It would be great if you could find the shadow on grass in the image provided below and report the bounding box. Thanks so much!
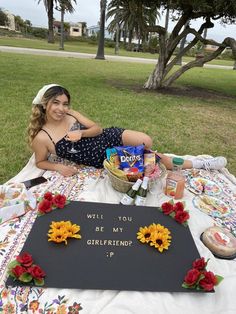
[107,80,236,101]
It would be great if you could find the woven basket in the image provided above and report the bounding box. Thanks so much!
[104,160,167,193]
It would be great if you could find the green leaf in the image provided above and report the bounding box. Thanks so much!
[19,273,33,283]
[34,278,45,286]
[8,260,20,270]
[182,282,195,289]
[169,199,174,205]
[215,275,224,285]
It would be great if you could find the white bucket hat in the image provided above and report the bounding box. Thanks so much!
[32,84,59,105]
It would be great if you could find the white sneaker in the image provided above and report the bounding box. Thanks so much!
[192,156,227,171]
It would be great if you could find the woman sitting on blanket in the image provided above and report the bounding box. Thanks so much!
[28,84,227,177]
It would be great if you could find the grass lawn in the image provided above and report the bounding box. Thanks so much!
[0,36,235,67]
[0,51,235,183]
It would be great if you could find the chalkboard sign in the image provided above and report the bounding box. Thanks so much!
[6,201,201,292]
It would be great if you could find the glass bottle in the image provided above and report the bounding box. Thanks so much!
[120,179,142,205]
[165,157,185,199]
[135,177,149,206]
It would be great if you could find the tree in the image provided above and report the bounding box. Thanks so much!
[55,0,77,50]
[95,0,107,60]
[38,0,56,43]
[107,0,160,50]
[144,0,236,89]
[0,9,8,27]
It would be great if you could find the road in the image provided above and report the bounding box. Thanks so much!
[0,45,234,69]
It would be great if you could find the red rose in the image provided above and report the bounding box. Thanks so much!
[38,199,53,214]
[184,268,201,286]
[161,202,174,215]
[192,257,207,271]
[12,265,27,278]
[174,210,190,224]
[53,194,66,209]
[199,271,218,291]
[173,202,184,212]
[43,192,53,202]
[16,252,33,267]
[29,265,46,280]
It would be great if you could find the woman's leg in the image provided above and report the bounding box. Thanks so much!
[121,130,226,170]
[154,153,193,170]
[122,130,153,150]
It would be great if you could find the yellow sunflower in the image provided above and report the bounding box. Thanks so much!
[48,229,69,245]
[48,221,82,244]
[137,226,152,243]
[148,223,170,236]
[149,231,171,253]
[49,221,69,232]
[65,224,82,239]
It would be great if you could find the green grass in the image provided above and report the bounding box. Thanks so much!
[0,51,235,183]
[0,36,235,66]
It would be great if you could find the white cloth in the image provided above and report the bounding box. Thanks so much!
[32,83,59,105]
[3,154,236,314]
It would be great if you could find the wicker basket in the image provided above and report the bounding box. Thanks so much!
[104,160,167,193]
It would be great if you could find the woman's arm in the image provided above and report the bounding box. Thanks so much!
[32,134,77,177]
[69,109,103,138]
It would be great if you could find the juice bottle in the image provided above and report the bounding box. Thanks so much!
[165,157,185,199]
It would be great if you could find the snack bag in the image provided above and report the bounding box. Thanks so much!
[106,147,120,168]
[144,152,156,167]
[115,145,144,173]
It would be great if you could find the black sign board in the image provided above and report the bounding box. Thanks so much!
[6,201,202,292]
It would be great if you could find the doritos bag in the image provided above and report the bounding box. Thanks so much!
[115,145,144,172]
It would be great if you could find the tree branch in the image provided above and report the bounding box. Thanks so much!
[162,37,236,87]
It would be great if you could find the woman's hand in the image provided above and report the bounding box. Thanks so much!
[65,130,82,142]
[56,164,78,177]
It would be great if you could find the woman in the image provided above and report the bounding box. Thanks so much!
[28,84,227,177]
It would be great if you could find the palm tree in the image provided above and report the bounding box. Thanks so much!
[95,0,107,60]
[107,0,159,51]
[56,0,77,50]
[38,0,56,43]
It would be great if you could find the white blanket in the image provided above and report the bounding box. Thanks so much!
[1,154,236,314]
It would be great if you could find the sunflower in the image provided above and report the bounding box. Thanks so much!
[137,223,171,253]
[137,226,152,243]
[49,221,69,232]
[66,224,82,239]
[48,221,82,244]
[48,228,69,245]
[148,223,170,236]
[149,231,171,253]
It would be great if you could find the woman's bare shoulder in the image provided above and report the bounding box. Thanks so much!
[33,130,50,145]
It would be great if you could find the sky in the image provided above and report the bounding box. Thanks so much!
[1,0,236,42]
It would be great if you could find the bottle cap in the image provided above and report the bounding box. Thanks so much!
[172,157,184,166]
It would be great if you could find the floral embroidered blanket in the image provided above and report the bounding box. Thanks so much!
[0,155,236,314]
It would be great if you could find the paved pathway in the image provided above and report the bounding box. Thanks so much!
[0,45,234,69]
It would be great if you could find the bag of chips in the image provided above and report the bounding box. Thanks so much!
[115,145,144,173]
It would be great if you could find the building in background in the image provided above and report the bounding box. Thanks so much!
[53,21,86,37]
[0,9,15,30]
[87,25,113,39]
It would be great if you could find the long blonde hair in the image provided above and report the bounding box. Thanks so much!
[27,86,71,146]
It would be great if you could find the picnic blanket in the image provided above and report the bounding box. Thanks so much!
[1,154,236,314]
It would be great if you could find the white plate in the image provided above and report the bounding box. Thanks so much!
[189,177,222,196]
[193,195,232,218]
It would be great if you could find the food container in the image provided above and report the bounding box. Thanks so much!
[200,226,236,259]
[0,182,36,225]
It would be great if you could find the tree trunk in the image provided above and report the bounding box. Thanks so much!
[233,60,236,70]
[144,33,166,89]
[47,1,54,44]
[59,8,65,50]
[165,7,169,31]
[95,0,107,60]
[115,16,119,55]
